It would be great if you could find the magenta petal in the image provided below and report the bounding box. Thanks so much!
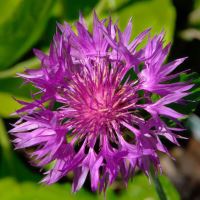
[10,13,193,193]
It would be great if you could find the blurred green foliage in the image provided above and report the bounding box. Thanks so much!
[1,0,200,199]
[0,0,54,69]
[0,175,179,200]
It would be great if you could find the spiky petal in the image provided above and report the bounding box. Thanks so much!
[10,13,193,192]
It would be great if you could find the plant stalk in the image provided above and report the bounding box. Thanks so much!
[151,168,167,200]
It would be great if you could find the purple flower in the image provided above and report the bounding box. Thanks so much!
[10,13,193,192]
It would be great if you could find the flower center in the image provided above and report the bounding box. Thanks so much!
[66,65,137,134]
[81,88,116,127]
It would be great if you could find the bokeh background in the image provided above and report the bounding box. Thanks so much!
[0,0,200,199]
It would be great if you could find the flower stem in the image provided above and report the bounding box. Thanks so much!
[150,168,167,200]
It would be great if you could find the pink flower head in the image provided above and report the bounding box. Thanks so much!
[11,13,193,192]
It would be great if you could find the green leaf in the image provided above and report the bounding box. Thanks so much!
[94,0,176,43]
[60,0,99,21]
[0,0,21,25]
[0,92,30,118]
[0,0,54,70]
[0,53,43,118]
[0,177,114,200]
[120,174,180,200]
[0,57,40,79]
[0,58,41,118]
[0,77,35,98]
[0,174,179,200]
